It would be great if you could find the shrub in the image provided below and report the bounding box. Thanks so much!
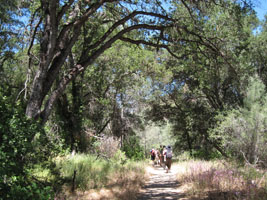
[211,76,267,166]
[0,94,54,199]
[122,135,145,160]
[7,178,53,200]
[97,136,120,158]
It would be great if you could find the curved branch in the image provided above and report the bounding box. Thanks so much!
[57,0,117,44]
[28,7,42,58]
[119,36,185,60]
[81,10,175,59]
[81,23,171,66]
[57,0,75,22]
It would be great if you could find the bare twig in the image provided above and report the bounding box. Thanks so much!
[16,68,31,101]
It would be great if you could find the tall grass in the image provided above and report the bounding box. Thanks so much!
[177,160,267,199]
[57,154,112,190]
[54,152,147,199]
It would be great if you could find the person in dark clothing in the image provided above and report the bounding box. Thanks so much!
[150,149,155,161]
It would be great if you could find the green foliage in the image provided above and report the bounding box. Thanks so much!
[0,96,37,173]
[249,17,267,85]
[56,152,145,191]
[81,41,157,135]
[0,92,54,199]
[122,135,144,160]
[4,177,53,200]
[110,149,127,165]
[191,149,223,160]
[0,2,266,198]
[0,0,25,73]
[211,76,267,165]
[145,1,260,161]
[57,154,111,190]
[138,123,174,155]
[240,165,265,182]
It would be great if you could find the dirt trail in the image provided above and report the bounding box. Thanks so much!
[137,164,186,200]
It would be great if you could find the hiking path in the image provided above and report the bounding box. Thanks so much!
[137,163,186,200]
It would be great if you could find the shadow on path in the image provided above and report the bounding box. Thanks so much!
[137,165,185,200]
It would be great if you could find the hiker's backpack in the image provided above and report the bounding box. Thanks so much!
[166,149,172,158]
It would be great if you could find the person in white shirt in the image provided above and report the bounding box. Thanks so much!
[164,145,172,173]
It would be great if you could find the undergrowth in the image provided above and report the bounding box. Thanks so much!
[53,151,147,199]
[177,159,267,200]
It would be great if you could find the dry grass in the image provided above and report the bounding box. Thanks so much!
[176,160,267,200]
[56,160,148,200]
[54,157,267,200]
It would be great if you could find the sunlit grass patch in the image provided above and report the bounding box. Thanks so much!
[177,160,267,199]
[56,154,112,190]
[31,166,52,181]
[54,153,148,199]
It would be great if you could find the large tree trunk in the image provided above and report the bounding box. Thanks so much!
[25,70,46,119]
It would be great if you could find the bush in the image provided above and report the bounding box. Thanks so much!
[97,136,120,158]
[0,94,54,199]
[210,76,267,166]
[122,135,145,160]
[191,149,223,160]
[5,177,53,200]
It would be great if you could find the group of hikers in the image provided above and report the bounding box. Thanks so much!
[150,145,172,173]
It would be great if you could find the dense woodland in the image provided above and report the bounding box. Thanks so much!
[0,0,267,199]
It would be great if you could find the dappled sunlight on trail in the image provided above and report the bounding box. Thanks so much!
[137,164,186,200]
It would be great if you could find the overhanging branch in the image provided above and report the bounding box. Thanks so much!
[119,36,185,60]
[82,10,175,58]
